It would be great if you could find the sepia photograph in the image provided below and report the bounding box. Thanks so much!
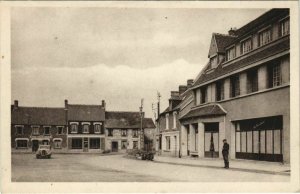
[0,1,299,193]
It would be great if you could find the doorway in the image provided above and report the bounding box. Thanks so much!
[32,140,39,152]
[204,123,219,158]
[83,138,89,152]
[111,141,118,152]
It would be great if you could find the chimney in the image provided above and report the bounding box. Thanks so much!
[101,100,106,109]
[179,85,188,95]
[64,99,68,109]
[228,27,237,36]
[13,100,18,110]
[187,79,194,88]
[170,91,179,99]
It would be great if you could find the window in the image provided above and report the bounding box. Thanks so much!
[108,129,113,136]
[230,75,240,97]
[32,126,40,135]
[121,140,127,149]
[94,124,101,133]
[166,136,171,150]
[259,29,272,46]
[44,126,50,135]
[216,80,224,101]
[247,69,258,93]
[280,18,289,37]
[15,126,23,135]
[133,141,138,149]
[166,114,169,129]
[241,38,252,54]
[132,129,138,137]
[89,138,100,149]
[71,138,82,149]
[226,46,235,61]
[173,112,177,129]
[71,124,78,133]
[83,124,89,133]
[57,126,64,135]
[268,63,282,88]
[121,129,127,137]
[16,140,28,148]
[200,86,207,104]
[54,140,62,149]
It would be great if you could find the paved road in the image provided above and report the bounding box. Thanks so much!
[12,153,289,182]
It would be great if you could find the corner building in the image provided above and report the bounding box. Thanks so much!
[180,9,290,163]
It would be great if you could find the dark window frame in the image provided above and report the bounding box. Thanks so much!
[247,68,259,93]
[230,75,240,98]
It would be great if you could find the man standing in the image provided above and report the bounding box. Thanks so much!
[222,139,230,169]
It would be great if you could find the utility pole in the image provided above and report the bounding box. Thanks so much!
[140,98,144,150]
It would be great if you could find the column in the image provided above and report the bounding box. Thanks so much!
[258,65,268,90]
[180,125,187,156]
[189,124,195,152]
[239,72,247,95]
[219,121,226,158]
[198,122,205,158]
[224,78,231,99]
[230,122,236,159]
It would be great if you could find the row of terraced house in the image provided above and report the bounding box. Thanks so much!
[156,9,290,163]
[11,99,155,153]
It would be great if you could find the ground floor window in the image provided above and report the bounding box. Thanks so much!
[54,140,62,149]
[16,140,28,148]
[89,138,100,149]
[72,138,82,149]
[133,141,138,149]
[166,136,171,150]
[235,116,283,162]
[121,140,127,149]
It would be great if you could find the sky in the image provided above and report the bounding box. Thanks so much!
[11,7,267,118]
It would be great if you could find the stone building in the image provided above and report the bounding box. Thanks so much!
[180,8,290,163]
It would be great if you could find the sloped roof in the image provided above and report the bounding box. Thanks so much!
[11,106,66,125]
[68,104,105,121]
[105,111,155,129]
[194,37,289,86]
[180,104,226,120]
[214,33,237,53]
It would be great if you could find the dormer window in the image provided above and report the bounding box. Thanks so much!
[210,56,218,68]
[259,28,272,47]
[226,46,235,61]
[241,38,252,54]
[280,18,289,37]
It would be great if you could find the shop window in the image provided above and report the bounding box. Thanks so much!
[259,28,272,46]
[71,138,82,149]
[57,126,64,135]
[71,124,78,133]
[230,75,240,97]
[247,69,258,93]
[166,136,171,150]
[54,140,62,149]
[216,80,224,101]
[253,131,259,153]
[32,126,40,135]
[121,129,127,137]
[89,138,100,149]
[133,141,138,149]
[121,140,127,149]
[16,140,28,148]
[16,126,23,135]
[226,46,235,61]
[268,63,282,88]
[94,124,101,133]
[280,18,289,37]
[241,38,252,54]
[83,124,89,133]
[274,130,281,154]
[44,126,50,135]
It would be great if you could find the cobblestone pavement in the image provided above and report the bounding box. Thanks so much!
[12,153,290,182]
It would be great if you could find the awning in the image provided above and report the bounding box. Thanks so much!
[180,104,226,120]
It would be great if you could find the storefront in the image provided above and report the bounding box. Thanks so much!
[234,116,283,162]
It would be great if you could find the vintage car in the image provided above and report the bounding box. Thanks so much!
[36,145,52,159]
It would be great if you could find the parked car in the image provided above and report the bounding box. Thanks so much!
[36,145,52,159]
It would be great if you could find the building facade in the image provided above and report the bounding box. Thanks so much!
[179,9,290,163]
[11,100,155,153]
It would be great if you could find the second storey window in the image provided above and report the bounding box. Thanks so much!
[121,129,127,137]
[83,124,89,133]
[280,18,289,37]
[71,124,78,133]
[241,38,252,54]
[108,129,113,136]
[32,126,40,135]
[268,63,282,88]
[230,75,240,98]
[57,126,64,135]
[16,126,24,135]
[166,114,169,129]
[44,126,50,135]
[94,124,101,133]
[200,86,207,104]
[259,28,272,46]
[226,46,235,61]
[173,112,177,129]
[132,129,138,137]
[216,80,224,101]
[247,69,259,93]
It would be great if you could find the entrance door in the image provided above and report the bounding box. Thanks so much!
[112,141,118,152]
[204,123,219,158]
[83,138,89,152]
[32,140,39,152]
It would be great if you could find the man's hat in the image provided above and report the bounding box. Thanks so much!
[223,139,227,142]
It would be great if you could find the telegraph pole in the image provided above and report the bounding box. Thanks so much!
[140,98,144,150]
